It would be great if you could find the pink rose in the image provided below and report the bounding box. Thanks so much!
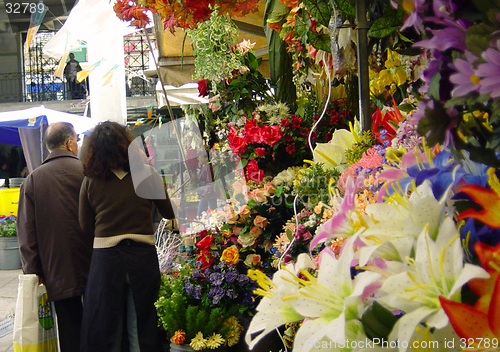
[238,205,251,221]
[250,188,268,203]
[232,226,243,236]
[225,207,239,224]
[249,226,263,238]
[264,182,276,194]
[254,215,268,228]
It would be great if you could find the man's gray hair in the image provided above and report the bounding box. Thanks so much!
[45,122,75,151]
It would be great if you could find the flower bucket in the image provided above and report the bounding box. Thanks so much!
[0,237,21,270]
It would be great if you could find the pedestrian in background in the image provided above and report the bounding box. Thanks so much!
[79,121,175,352]
[17,122,93,352]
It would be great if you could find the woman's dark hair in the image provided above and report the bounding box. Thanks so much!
[81,121,133,180]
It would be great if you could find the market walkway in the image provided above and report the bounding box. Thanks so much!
[0,269,20,352]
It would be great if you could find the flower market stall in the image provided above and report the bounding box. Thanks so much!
[114,0,500,351]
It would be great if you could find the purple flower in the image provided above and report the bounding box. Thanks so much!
[237,274,249,286]
[208,286,225,304]
[225,271,238,283]
[477,40,500,98]
[209,272,225,286]
[185,281,193,294]
[226,289,237,299]
[416,21,467,52]
[400,0,427,34]
[450,51,480,97]
[191,269,200,279]
[192,285,202,300]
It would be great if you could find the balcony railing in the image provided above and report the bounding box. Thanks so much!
[0,71,157,104]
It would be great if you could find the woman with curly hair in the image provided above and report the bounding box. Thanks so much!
[79,121,175,352]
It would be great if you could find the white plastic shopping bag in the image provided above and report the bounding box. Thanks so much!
[12,274,57,352]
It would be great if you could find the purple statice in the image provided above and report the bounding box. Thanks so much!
[237,274,250,286]
[450,51,480,97]
[477,39,500,98]
[192,285,202,300]
[209,272,225,286]
[225,271,238,283]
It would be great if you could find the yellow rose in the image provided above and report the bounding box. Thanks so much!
[221,246,239,265]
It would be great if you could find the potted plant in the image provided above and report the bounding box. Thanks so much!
[0,214,21,270]
[156,262,247,352]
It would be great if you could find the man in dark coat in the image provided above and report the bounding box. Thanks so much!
[17,122,93,352]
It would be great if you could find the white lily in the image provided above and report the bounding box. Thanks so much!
[245,254,314,350]
[285,236,381,352]
[358,180,450,266]
[378,217,489,352]
[313,129,355,172]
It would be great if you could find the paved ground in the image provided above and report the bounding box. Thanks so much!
[0,269,20,352]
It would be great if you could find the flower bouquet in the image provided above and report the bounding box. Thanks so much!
[155,262,246,351]
[0,215,16,237]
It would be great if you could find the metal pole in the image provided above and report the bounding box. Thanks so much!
[356,0,371,132]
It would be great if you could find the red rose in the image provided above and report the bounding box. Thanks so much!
[197,249,214,270]
[285,135,294,143]
[197,79,208,97]
[244,125,263,144]
[280,118,290,127]
[195,235,213,251]
[228,127,248,155]
[255,147,266,157]
[286,145,296,155]
[291,117,302,128]
[300,128,310,136]
[245,159,264,183]
[261,125,282,147]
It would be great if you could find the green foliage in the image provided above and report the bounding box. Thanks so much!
[294,163,340,206]
[264,0,296,109]
[187,8,241,81]
[0,216,16,237]
[333,0,356,18]
[345,131,378,165]
[368,5,404,38]
[361,301,401,341]
[301,0,332,27]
